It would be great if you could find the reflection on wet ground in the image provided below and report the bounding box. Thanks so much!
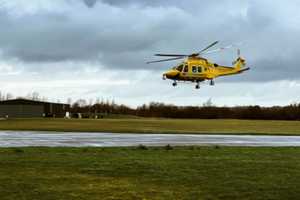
[1,131,300,147]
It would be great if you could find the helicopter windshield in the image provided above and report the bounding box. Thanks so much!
[175,64,183,72]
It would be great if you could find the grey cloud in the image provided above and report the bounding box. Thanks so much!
[100,0,177,7]
[83,0,98,8]
[100,0,217,10]
[0,0,299,82]
[0,2,187,65]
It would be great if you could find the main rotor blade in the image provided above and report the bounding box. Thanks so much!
[155,54,188,57]
[146,56,184,64]
[201,42,243,55]
[197,41,219,55]
[202,44,234,54]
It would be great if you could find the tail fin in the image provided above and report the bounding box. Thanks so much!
[233,49,246,70]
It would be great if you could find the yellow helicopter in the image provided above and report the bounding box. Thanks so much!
[147,41,249,89]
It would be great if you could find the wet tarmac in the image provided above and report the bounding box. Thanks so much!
[1,131,300,147]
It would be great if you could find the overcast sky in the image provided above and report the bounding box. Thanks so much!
[0,0,299,107]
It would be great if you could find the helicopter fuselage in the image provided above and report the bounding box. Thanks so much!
[163,56,249,88]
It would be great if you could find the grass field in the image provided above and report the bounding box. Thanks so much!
[0,147,299,200]
[1,118,300,135]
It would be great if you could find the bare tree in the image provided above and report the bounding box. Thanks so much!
[5,93,13,100]
[202,98,214,107]
[76,99,87,107]
[67,98,72,105]
[33,92,40,100]
[26,92,40,101]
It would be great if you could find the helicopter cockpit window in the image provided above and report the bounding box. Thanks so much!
[184,65,188,72]
[192,66,197,73]
[176,64,183,72]
[198,66,202,73]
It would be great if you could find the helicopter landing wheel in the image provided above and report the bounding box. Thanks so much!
[172,82,177,87]
[195,82,200,89]
[210,79,215,86]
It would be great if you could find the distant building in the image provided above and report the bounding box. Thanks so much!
[0,98,70,118]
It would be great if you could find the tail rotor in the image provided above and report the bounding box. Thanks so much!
[232,49,244,66]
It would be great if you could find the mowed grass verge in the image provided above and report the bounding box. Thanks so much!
[1,118,300,135]
[0,147,299,200]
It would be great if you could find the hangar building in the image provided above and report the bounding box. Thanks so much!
[0,98,70,118]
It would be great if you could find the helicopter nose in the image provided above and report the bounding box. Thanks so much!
[163,70,179,79]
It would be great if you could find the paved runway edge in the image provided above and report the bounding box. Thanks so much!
[1,131,300,147]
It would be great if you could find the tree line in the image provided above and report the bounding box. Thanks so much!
[70,100,300,121]
[1,91,300,120]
